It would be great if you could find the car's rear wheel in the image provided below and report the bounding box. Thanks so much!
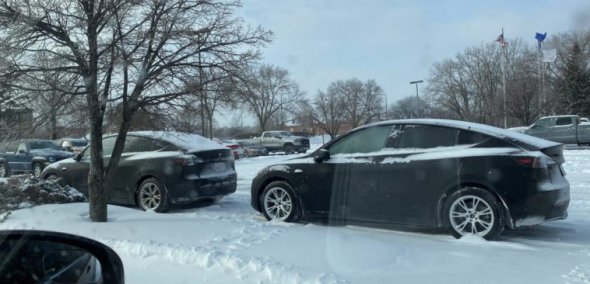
[260,181,301,222]
[0,163,8,178]
[443,187,505,240]
[137,178,169,212]
[32,163,43,178]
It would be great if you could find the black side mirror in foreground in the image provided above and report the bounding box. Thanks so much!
[0,230,124,284]
[313,149,330,163]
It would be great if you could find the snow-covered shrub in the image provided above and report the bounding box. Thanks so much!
[0,176,86,222]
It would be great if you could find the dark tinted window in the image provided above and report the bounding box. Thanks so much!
[457,130,489,145]
[328,125,391,155]
[555,117,573,126]
[29,140,60,150]
[398,125,458,148]
[124,136,166,153]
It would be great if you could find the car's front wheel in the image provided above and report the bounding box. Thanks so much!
[260,181,301,222]
[137,178,169,212]
[443,187,505,240]
[32,163,43,178]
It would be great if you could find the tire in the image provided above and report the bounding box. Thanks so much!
[32,163,43,178]
[283,144,295,154]
[260,181,301,222]
[443,187,505,240]
[137,178,169,212]
[0,163,8,178]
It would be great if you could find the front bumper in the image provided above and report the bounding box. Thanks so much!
[166,173,237,205]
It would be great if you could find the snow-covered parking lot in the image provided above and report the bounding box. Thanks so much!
[1,150,590,284]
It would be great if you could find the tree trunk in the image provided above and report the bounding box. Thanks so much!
[87,91,107,222]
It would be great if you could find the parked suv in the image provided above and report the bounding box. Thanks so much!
[0,139,74,178]
[41,131,237,212]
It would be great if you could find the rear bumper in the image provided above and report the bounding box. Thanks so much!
[510,182,570,228]
[166,173,237,205]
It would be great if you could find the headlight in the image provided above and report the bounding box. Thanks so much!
[48,156,56,162]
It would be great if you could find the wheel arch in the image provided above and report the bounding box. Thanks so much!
[436,182,514,229]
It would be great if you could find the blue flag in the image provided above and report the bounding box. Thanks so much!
[535,32,547,49]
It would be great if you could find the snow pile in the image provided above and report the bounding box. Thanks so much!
[0,176,86,222]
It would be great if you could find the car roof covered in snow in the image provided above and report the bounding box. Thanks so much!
[123,131,226,153]
[364,119,561,150]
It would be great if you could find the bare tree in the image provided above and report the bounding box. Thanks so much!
[237,64,304,131]
[0,0,270,221]
[313,87,345,139]
[389,96,431,119]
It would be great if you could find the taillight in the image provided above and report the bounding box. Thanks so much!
[227,144,239,149]
[174,155,195,166]
[514,157,542,168]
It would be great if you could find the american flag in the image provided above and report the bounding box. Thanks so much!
[496,33,507,47]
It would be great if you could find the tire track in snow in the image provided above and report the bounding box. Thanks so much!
[100,238,347,284]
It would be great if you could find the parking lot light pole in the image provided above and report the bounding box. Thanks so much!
[409,80,424,98]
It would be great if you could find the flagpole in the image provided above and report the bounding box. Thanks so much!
[538,47,543,115]
[502,28,507,129]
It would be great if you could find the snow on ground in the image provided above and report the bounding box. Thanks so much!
[1,151,590,283]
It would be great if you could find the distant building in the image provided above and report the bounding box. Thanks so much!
[0,108,33,138]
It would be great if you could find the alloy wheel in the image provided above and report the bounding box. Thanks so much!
[139,182,162,210]
[33,164,42,178]
[263,187,293,221]
[449,195,495,237]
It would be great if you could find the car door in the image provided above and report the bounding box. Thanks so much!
[109,136,166,204]
[379,124,461,225]
[526,117,555,140]
[553,116,577,144]
[12,142,31,173]
[304,125,392,222]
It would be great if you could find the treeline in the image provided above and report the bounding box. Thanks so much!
[390,30,590,127]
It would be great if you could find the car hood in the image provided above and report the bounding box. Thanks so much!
[30,149,75,158]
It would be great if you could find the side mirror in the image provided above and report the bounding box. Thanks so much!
[73,153,82,161]
[530,124,538,129]
[0,230,124,284]
[313,149,330,163]
[18,150,27,155]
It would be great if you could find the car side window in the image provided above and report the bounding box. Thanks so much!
[534,118,555,128]
[397,125,458,149]
[328,125,392,155]
[102,137,116,156]
[124,137,165,153]
[457,130,489,145]
[16,143,28,153]
[555,117,573,126]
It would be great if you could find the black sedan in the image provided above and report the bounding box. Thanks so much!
[250,119,570,240]
[42,131,237,212]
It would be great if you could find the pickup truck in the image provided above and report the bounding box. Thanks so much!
[243,131,310,154]
[512,115,590,145]
[0,139,74,178]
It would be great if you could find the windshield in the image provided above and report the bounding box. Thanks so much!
[29,141,61,150]
[0,1,588,284]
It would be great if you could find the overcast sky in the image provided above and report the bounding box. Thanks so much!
[224,0,590,126]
